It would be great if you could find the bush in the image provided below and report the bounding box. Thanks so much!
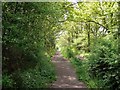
[88,38,120,89]
[61,47,74,59]
[18,59,56,88]
[2,74,14,88]
[20,69,48,88]
[2,3,58,88]
[70,37,120,89]
[70,57,103,88]
[2,56,56,88]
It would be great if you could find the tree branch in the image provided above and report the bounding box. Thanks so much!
[58,19,108,30]
[87,20,108,30]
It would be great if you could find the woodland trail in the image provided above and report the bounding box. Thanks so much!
[50,52,87,88]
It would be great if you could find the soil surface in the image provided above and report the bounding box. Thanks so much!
[50,51,87,88]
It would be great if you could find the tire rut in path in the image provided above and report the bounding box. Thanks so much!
[50,52,87,88]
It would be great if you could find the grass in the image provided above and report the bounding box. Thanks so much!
[70,57,105,89]
[2,56,56,88]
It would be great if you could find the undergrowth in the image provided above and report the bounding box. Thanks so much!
[70,57,105,88]
[61,36,120,89]
[2,56,56,88]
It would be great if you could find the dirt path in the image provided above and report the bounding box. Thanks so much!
[50,52,87,88]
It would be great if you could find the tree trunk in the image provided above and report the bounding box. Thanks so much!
[86,23,90,52]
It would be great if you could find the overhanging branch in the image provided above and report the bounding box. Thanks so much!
[58,19,108,30]
[87,20,108,30]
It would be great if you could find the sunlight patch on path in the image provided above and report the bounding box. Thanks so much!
[50,52,87,89]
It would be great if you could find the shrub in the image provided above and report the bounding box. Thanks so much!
[88,38,120,89]
[19,59,56,88]
[2,74,14,88]
[70,57,104,88]
[61,47,74,59]
[2,56,56,88]
[20,69,47,88]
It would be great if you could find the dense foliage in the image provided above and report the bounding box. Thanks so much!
[56,2,120,89]
[87,37,119,89]
[2,1,120,89]
[2,2,64,88]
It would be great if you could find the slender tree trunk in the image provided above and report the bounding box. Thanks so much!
[88,23,90,52]
[86,23,90,52]
[94,24,98,45]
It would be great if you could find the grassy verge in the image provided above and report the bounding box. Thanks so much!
[2,56,56,88]
[70,57,105,89]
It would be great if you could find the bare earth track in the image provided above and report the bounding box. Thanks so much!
[50,52,87,89]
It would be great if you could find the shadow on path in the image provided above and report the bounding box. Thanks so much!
[50,51,87,88]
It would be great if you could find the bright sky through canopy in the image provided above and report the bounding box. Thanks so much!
[68,0,118,2]
[68,0,78,3]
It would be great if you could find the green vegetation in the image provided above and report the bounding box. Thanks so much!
[2,1,120,89]
[56,1,120,89]
[2,2,63,88]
